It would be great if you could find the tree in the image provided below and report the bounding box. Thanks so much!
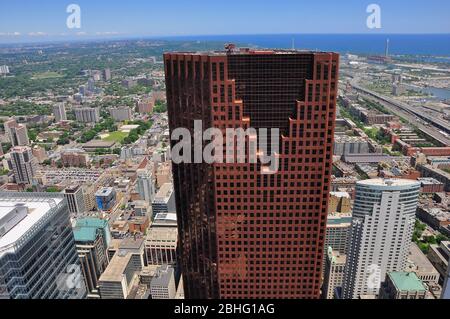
[57,137,70,145]
[153,103,167,113]
[28,129,38,141]
[2,142,12,154]
[436,234,449,244]
[424,236,437,245]
[418,242,430,254]
[46,186,60,193]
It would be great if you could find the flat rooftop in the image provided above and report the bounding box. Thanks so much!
[95,187,115,197]
[154,183,173,200]
[146,227,178,245]
[99,252,132,282]
[408,243,439,274]
[82,140,116,149]
[330,191,351,199]
[153,212,177,222]
[388,272,426,292]
[327,214,352,226]
[151,265,174,287]
[119,237,144,250]
[73,218,108,242]
[0,193,64,255]
[165,48,336,57]
[418,177,444,185]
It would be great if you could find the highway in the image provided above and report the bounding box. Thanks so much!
[349,83,450,147]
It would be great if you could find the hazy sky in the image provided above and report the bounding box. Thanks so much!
[1,0,449,43]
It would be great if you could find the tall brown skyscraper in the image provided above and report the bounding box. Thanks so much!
[164,48,339,299]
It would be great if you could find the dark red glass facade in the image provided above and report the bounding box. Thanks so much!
[164,49,339,299]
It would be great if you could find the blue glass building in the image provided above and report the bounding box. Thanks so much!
[0,192,87,299]
[95,187,117,211]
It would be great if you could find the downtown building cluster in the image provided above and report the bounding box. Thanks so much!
[1,45,450,300]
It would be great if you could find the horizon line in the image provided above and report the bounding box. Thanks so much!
[1,32,450,46]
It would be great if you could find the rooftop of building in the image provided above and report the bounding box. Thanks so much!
[419,206,450,221]
[10,146,32,153]
[73,227,97,243]
[119,237,145,250]
[95,187,115,197]
[73,217,108,242]
[418,177,444,185]
[99,252,132,282]
[407,243,440,274]
[0,193,64,255]
[110,106,132,110]
[61,148,86,154]
[326,247,347,264]
[154,183,173,200]
[131,200,149,208]
[128,215,148,225]
[64,184,82,193]
[334,135,369,143]
[150,265,174,288]
[420,164,450,179]
[165,48,337,57]
[428,156,450,161]
[429,241,450,263]
[357,178,420,189]
[153,212,177,223]
[326,214,353,226]
[108,238,121,251]
[82,140,116,149]
[388,272,426,292]
[146,226,178,244]
[342,153,397,164]
[140,265,160,277]
[330,191,351,199]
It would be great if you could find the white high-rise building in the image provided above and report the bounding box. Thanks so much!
[0,65,9,75]
[342,179,421,299]
[53,103,67,122]
[110,106,133,122]
[136,169,156,204]
[7,146,37,185]
[74,107,100,123]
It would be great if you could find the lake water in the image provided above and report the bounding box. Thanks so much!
[163,34,450,57]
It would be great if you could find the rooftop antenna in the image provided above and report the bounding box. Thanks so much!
[225,43,236,53]
[291,37,295,50]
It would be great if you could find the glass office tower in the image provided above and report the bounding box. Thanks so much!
[0,192,87,299]
[165,49,339,298]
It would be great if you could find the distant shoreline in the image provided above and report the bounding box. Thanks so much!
[1,33,450,57]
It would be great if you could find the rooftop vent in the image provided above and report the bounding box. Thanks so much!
[0,204,28,238]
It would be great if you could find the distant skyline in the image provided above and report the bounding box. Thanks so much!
[1,0,450,43]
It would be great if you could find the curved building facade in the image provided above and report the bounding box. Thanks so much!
[342,179,421,299]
